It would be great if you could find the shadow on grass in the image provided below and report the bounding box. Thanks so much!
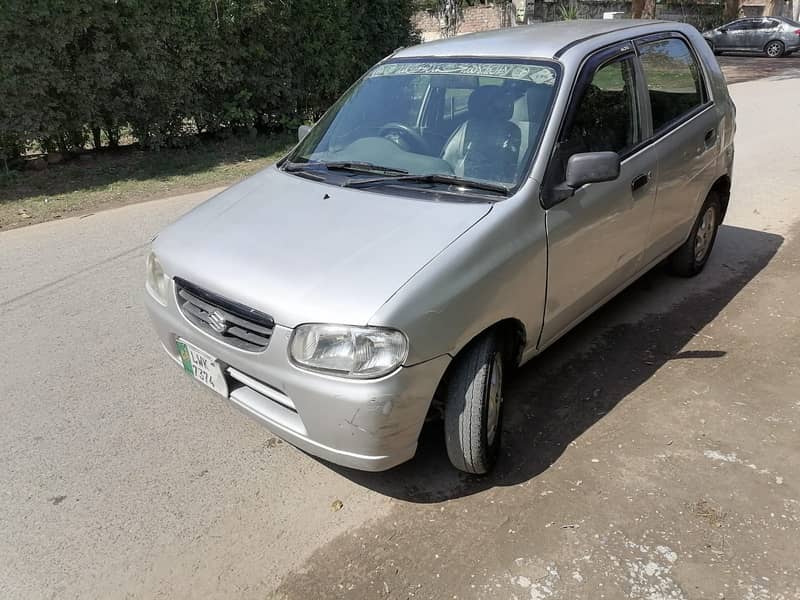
[0,133,294,205]
[329,224,784,503]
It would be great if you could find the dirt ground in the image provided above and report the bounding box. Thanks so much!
[719,52,800,84]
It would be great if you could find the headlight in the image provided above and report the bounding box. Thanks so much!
[145,252,170,306]
[289,324,408,379]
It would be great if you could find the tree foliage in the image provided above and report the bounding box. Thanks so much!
[0,0,419,160]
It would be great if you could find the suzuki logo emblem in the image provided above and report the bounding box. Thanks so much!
[208,310,228,334]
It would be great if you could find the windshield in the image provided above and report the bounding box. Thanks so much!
[287,58,559,193]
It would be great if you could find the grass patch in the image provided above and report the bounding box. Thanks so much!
[0,133,295,231]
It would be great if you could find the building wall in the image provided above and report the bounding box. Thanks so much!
[413,4,514,41]
[412,1,776,41]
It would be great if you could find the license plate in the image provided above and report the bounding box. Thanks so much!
[176,339,229,397]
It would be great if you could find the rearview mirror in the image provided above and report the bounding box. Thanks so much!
[546,151,621,207]
[298,124,312,142]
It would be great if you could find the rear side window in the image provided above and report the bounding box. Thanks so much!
[639,38,707,132]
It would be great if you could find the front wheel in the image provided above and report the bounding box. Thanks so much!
[668,193,722,277]
[444,331,506,474]
[765,40,785,58]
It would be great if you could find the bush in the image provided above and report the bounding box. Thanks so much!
[0,0,419,159]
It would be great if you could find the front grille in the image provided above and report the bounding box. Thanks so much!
[174,277,274,352]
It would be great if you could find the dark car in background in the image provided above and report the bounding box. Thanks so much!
[704,16,800,57]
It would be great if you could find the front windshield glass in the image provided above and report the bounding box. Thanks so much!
[287,58,560,192]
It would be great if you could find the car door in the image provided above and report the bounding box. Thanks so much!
[754,18,781,51]
[539,43,657,347]
[755,18,782,51]
[717,19,751,50]
[636,33,722,264]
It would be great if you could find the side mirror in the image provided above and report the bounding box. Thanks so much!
[298,124,312,142]
[565,151,620,188]
[719,27,728,33]
[545,151,621,207]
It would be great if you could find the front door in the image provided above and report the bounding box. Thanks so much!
[717,19,752,50]
[539,45,657,347]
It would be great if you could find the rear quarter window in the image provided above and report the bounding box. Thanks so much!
[639,37,707,132]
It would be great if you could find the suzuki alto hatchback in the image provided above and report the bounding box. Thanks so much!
[145,20,735,474]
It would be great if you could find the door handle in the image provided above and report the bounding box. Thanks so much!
[704,128,717,148]
[631,172,651,192]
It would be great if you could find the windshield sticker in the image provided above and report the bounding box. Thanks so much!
[369,62,557,85]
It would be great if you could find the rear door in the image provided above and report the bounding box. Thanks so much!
[754,18,782,50]
[540,43,657,346]
[636,33,721,264]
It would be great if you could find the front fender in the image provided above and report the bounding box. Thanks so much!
[369,182,548,366]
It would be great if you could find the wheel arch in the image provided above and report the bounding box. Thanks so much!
[709,174,732,219]
[426,317,526,419]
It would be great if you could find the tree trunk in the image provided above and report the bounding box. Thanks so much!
[438,0,462,38]
[764,0,782,16]
[794,0,800,20]
[91,127,102,150]
[642,0,656,18]
[631,0,644,18]
[724,0,741,22]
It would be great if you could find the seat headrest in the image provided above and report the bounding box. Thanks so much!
[468,86,514,121]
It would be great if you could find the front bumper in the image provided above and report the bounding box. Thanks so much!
[144,288,450,472]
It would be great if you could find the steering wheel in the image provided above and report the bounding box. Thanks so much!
[378,122,429,154]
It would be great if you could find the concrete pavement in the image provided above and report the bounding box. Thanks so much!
[2,75,799,599]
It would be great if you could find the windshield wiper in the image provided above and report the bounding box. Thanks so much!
[284,160,408,176]
[323,161,409,175]
[343,173,510,196]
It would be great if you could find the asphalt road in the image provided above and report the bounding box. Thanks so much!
[2,75,800,599]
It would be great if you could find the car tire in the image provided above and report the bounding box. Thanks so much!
[668,193,722,278]
[765,40,785,58]
[444,330,507,474]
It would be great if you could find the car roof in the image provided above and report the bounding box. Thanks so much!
[393,19,679,61]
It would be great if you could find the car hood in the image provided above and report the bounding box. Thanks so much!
[154,166,492,327]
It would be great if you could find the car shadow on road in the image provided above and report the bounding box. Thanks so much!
[327,224,783,502]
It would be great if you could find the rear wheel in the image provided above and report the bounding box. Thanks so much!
[668,193,722,277]
[444,330,507,474]
[765,40,785,58]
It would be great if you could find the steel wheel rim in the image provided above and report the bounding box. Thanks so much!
[694,205,716,262]
[767,43,781,57]
[486,353,503,446]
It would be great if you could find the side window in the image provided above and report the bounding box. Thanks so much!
[763,19,780,29]
[726,20,750,31]
[444,88,473,118]
[639,38,706,132]
[563,56,641,155]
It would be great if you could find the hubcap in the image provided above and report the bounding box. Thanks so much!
[767,43,781,57]
[486,353,503,446]
[694,205,716,262]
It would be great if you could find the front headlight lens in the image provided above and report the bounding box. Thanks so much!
[290,324,409,379]
[145,252,170,306]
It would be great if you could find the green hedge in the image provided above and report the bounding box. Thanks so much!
[0,0,419,160]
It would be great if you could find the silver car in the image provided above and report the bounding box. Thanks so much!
[703,16,800,57]
[145,20,735,474]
